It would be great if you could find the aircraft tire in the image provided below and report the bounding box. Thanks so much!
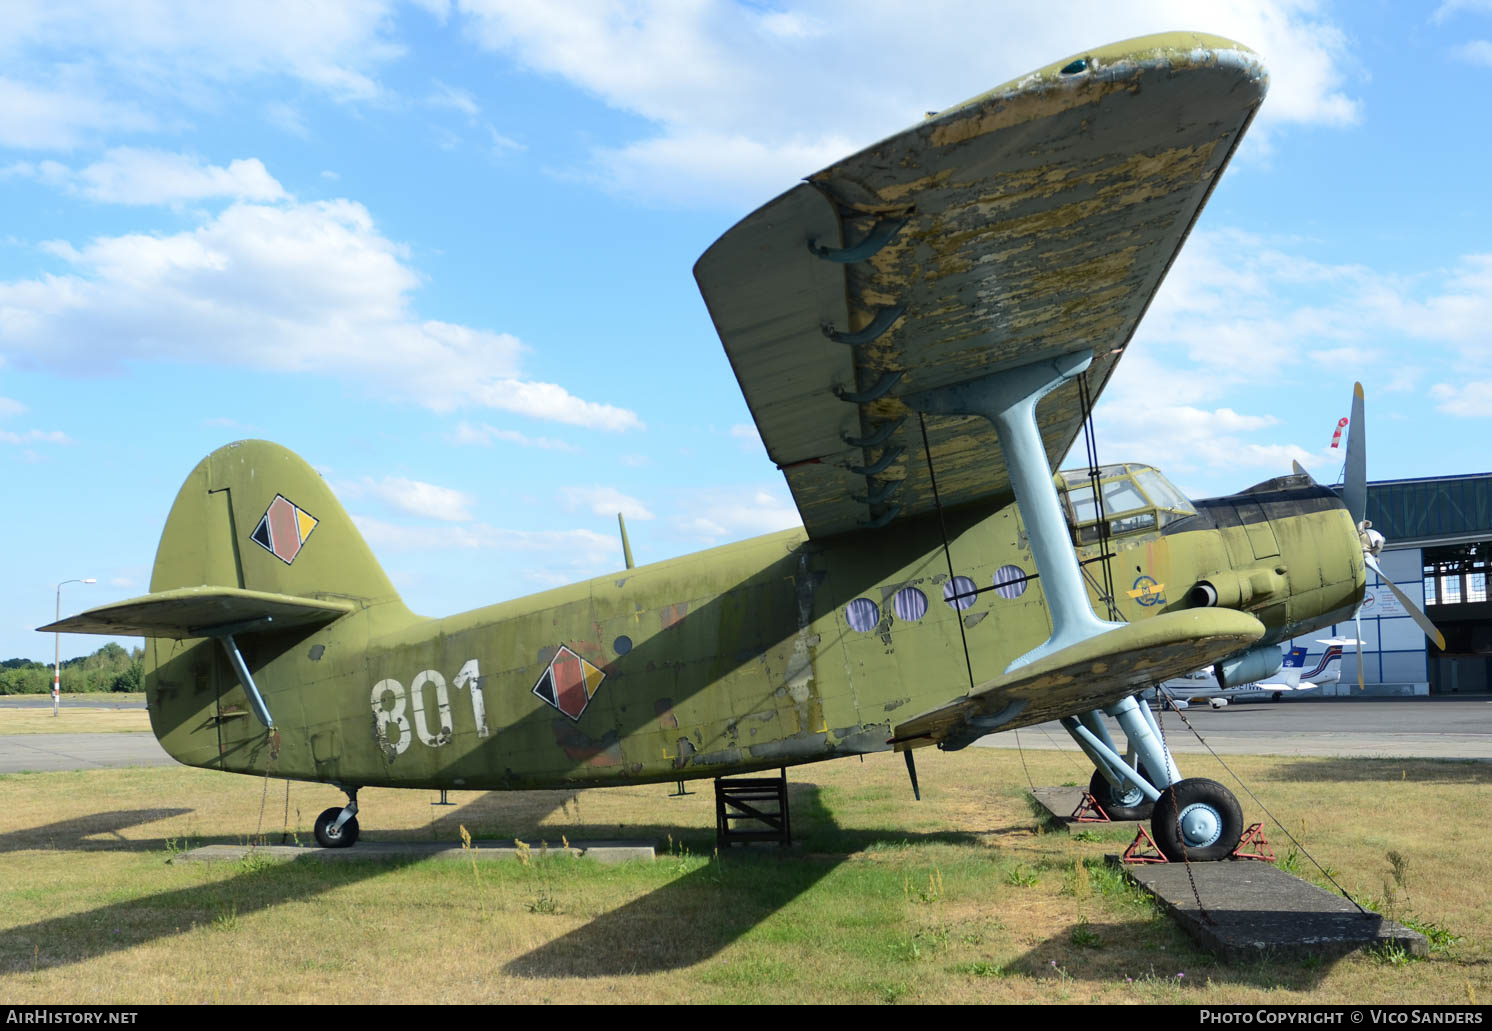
[314,806,360,849]
[1151,778,1242,862]
[1272,692,1283,702]
[1087,767,1154,821]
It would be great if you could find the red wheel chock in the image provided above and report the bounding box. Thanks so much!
[1121,826,1168,864]
[1069,792,1111,823]
[1231,823,1275,862]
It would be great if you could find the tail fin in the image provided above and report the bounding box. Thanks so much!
[151,439,403,606]
[1267,646,1309,688]
[133,441,410,772]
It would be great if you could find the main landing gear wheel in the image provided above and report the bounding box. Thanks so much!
[1151,777,1242,862]
[1088,766,1155,821]
[314,806,360,849]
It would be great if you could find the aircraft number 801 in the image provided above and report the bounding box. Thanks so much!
[371,660,487,753]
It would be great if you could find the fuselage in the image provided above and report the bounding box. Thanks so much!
[148,472,1363,791]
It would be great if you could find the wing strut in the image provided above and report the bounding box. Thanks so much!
[906,350,1125,671]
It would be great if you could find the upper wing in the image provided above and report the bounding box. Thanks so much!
[39,586,356,638]
[695,33,1267,539]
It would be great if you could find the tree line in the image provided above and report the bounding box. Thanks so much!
[0,642,144,694]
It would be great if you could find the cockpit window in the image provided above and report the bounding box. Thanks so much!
[1056,464,1195,544]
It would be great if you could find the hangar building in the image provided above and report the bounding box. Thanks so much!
[1322,472,1492,696]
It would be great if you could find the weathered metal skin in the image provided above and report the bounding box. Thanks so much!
[697,32,1269,539]
[141,440,1362,792]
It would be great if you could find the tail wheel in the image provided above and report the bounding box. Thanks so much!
[1151,777,1242,862]
[1087,766,1155,821]
[314,806,360,849]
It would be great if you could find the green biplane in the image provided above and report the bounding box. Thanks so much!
[44,33,1432,862]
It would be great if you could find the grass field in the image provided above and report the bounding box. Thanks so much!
[0,746,1487,1005]
[0,703,150,735]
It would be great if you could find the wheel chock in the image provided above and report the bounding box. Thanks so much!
[1121,826,1168,864]
[1069,792,1111,823]
[1231,822,1275,862]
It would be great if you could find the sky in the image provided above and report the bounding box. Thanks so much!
[4,0,1491,661]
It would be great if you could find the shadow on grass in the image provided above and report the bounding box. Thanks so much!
[0,855,416,975]
[0,808,193,853]
[3,782,981,977]
[1005,912,1358,992]
[1269,758,1492,784]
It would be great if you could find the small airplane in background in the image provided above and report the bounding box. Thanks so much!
[1148,638,1358,709]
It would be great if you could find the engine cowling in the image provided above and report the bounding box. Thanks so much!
[1213,643,1283,689]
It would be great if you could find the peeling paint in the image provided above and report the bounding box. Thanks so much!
[655,698,678,730]
[307,644,325,661]
[660,602,689,630]
[963,611,988,629]
[552,720,624,767]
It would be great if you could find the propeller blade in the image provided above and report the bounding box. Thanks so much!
[1343,382,1367,526]
[1364,552,1447,651]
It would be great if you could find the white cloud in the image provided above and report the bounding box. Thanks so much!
[50,148,289,206]
[0,75,157,150]
[0,428,70,445]
[353,514,613,556]
[1429,381,1492,417]
[0,197,642,431]
[0,397,26,418]
[428,80,480,117]
[343,476,476,522]
[266,102,311,138]
[451,421,577,451]
[1081,229,1492,487]
[1453,40,1492,66]
[671,485,801,543]
[454,0,1362,207]
[1,2,407,104]
[559,486,654,521]
[1434,1,1492,23]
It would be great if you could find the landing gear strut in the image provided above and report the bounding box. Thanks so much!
[314,788,360,849]
[1063,696,1245,861]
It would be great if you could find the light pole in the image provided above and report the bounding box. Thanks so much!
[54,578,96,716]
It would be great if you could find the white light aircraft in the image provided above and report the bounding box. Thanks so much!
[1148,639,1358,708]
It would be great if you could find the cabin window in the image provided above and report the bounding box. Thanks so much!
[993,564,1028,599]
[893,587,928,621]
[846,597,880,632]
[943,576,978,610]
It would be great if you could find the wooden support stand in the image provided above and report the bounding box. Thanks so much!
[715,768,791,848]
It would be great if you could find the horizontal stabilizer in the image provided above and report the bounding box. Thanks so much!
[39,586,357,638]
[893,609,1265,749]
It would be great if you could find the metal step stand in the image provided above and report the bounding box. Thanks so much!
[715,768,792,849]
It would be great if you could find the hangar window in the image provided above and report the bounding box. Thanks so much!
[1423,541,1492,607]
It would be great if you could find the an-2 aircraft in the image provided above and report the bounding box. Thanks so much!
[42,33,1439,863]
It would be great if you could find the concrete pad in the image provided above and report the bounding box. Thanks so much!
[1029,786,1147,835]
[176,839,655,866]
[1116,857,1428,963]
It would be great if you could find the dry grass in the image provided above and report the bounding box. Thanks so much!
[0,706,151,735]
[0,747,1487,1005]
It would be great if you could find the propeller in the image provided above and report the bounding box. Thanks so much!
[1338,382,1445,688]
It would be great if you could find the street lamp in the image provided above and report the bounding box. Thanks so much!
[54,578,96,717]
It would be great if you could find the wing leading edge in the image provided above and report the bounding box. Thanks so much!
[40,586,356,638]
[892,608,1266,751]
[696,32,1268,539]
